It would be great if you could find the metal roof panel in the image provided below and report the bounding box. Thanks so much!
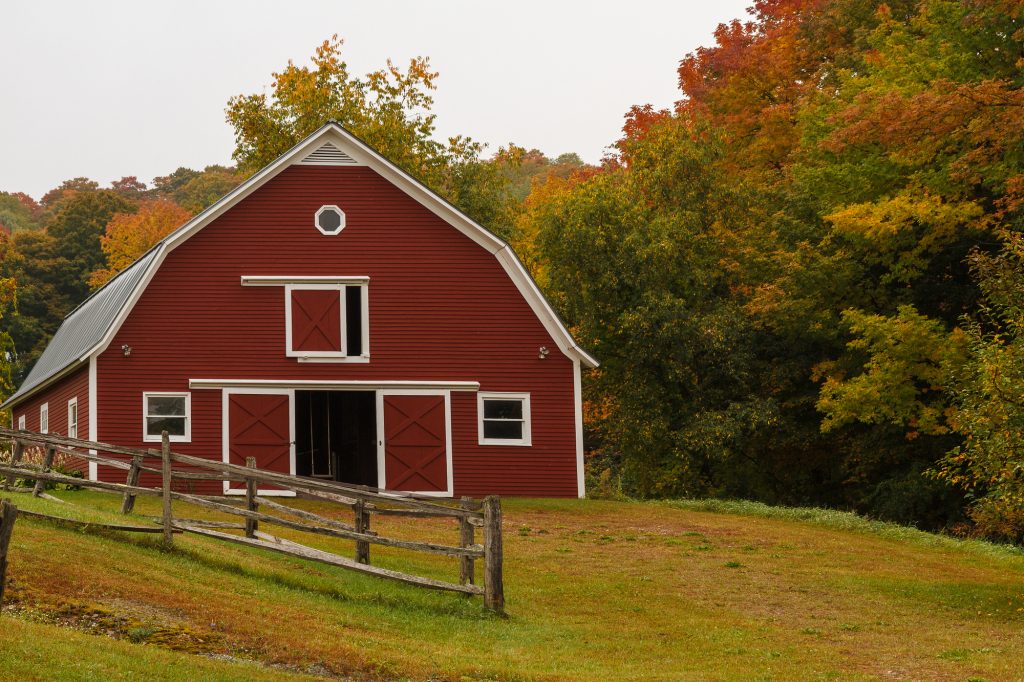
[3,247,160,406]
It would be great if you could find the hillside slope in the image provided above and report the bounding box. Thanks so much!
[1,493,1023,681]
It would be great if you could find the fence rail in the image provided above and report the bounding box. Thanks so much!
[0,427,504,613]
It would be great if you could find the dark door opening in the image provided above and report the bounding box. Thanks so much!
[295,391,377,487]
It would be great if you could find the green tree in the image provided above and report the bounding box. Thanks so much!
[934,233,1024,540]
[530,116,778,497]
[0,230,81,382]
[153,165,244,213]
[47,190,135,299]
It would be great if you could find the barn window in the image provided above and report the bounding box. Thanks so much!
[286,283,368,360]
[67,397,78,439]
[39,403,49,434]
[315,205,346,235]
[478,393,531,446]
[17,414,25,430]
[143,392,191,443]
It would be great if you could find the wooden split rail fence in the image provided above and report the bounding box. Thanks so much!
[0,427,504,613]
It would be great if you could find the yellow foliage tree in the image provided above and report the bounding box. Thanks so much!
[89,199,191,288]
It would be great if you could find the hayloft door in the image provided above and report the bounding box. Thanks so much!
[224,390,295,495]
[377,391,452,495]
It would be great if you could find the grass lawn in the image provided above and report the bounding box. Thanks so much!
[1,490,1023,680]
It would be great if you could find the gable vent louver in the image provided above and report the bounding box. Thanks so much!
[300,142,359,165]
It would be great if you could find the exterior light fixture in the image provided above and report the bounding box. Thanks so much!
[122,344,132,357]
[538,346,549,359]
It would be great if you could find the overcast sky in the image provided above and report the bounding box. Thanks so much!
[1,0,751,200]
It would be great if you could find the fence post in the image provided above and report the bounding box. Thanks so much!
[354,500,370,564]
[3,440,24,491]
[0,499,18,608]
[31,446,56,498]
[459,496,475,586]
[482,495,504,614]
[120,455,143,514]
[245,457,258,539]
[161,431,173,548]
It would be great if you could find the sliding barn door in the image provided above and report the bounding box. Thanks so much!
[224,390,294,495]
[378,392,451,495]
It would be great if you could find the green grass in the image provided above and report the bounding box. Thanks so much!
[0,618,323,681]
[3,491,1024,680]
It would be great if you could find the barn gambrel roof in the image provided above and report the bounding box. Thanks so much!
[3,122,597,408]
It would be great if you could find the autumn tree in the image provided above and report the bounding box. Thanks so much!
[935,233,1024,540]
[153,165,243,213]
[46,189,136,299]
[90,199,191,288]
[110,176,148,199]
[225,35,515,233]
[0,192,43,233]
[39,177,100,212]
[518,0,1024,530]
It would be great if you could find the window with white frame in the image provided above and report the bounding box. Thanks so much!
[143,393,191,442]
[67,397,78,439]
[478,393,531,446]
[17,414,25,430]
[39,403,49,434]
[315,205,346,235]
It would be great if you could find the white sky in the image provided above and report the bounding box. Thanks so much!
[0,0,751,200]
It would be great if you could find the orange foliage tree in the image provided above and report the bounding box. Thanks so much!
[89,199,191,288]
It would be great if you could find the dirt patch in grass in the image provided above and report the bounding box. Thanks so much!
[2,581,228,654]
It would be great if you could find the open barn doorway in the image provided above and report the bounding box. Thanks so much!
[294,391,377,487]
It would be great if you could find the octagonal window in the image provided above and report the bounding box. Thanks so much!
[315,205,345,235]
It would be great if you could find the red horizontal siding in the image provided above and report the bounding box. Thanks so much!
[96,164,579,496]
[11,365,89,475]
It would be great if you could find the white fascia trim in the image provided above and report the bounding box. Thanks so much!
[241,275,370,287]
[494,246,599,369]
[87,242,167,359]
[190,378,480,392]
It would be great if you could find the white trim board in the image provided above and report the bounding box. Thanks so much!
[573,358,586,499]
[190,378,480,392]
[241,275,370,287]
[88,355,98,481]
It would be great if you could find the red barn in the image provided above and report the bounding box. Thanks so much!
[3,123,597,497]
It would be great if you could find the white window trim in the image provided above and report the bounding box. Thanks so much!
[314,204,346,235]
[67,397,78,439]
[142,392,192,443]
[17,414,25,430]
[284,282,369,361]
[478,392,532,446]
[39,403,49,434]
